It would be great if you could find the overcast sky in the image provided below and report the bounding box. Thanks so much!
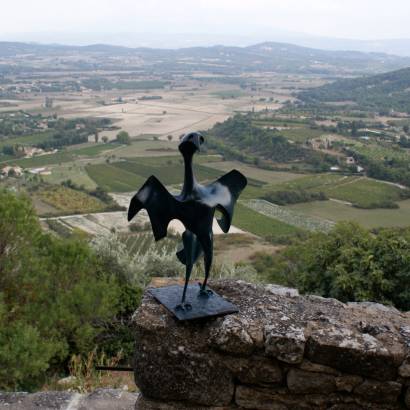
[2,0,410,43]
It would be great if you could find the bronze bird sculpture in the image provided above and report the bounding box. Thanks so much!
[127,132,247,310]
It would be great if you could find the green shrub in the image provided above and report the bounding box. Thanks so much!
[0,190,140,390]
[252,222,410,310]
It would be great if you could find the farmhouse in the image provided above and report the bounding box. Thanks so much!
[1,165,23,178]
[28,167,52,176]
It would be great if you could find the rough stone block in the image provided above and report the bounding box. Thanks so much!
[354,379,402,403]
[133,279,410,409]
[224,356,282,385]
[264,324,305,364]
[287,368,336,394]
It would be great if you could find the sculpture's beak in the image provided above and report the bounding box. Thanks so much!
[192,132,203,152]
[178,132,204,154]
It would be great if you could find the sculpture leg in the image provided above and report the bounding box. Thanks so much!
[181,263,193,304]
[199,232,213,296]
[175,231,195,311]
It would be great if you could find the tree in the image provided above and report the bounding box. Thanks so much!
[94,131,99,143]
[102,136,109,143]
[0,190,127,390]
[253,222,410,311]
[116,131,131,145]
[404,125,409,134]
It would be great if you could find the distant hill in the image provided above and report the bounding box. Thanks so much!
[1,41,410,75]
[298,67,410,113]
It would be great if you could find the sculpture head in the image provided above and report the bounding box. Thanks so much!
[179,132,204,157]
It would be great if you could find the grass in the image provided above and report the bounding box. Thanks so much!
[322,178,406,207]
[89,156,268,192]
[352,143,410,162]
[263,173,407,208]
[279,127,324,143]
[34,186,106,214]
[244,199,335,232]
[211,89,247,99]
[287,199,410,229]
[232,203,302,239]
[85,163,145,192]
[43,162,97,190]
[86,159,226,191]
[112,140,178,158]
[11,151,74,167]
[69,143,122,156]
[0,131,53,149]
[202,160,304,184]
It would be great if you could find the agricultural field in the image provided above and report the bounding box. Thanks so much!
[287,199,410,229]
[33,185,107,215]
[264,173,409,208]
[351,143,410,162]
[243,199,335,232]
[85,163,146,192]
[68,142,122,156]
[202,160,304,184]
[0,131,53,149]
[10,151,75,167]
[232,202,303,240]
[278,127,325,143]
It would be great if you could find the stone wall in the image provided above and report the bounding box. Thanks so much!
[133,280,410,409]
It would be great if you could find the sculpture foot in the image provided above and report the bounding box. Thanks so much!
[198,284,213,297]
[175,303,192,311]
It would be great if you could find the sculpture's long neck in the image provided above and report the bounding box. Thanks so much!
[181,154,195,197]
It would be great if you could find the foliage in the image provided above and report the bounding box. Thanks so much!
[206,113,336,170]
[0,190,127,390]
[253,222,410,310]
[299,67,410,113]
[116,131,131,145]
[0,191,145,391]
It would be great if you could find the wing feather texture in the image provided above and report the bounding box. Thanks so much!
[128,175,177,241]
[203,169,247,233]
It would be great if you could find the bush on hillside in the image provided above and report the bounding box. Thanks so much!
[252,222,410,311]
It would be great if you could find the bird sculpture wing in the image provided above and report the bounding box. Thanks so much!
[128,175,177,241]
[203,169,247,233]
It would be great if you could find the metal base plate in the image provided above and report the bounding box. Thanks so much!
[148,284,239,321]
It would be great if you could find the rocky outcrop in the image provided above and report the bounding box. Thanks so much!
[133,279,410,409]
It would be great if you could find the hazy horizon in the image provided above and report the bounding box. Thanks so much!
[3,0,410,56]
[2,0,410,40]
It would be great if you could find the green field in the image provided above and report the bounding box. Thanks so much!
[203,160,304,184]
[69,142,122,156]
[287,199,410,229]
[352,143,410,162]
[232,203,302,239]
[211,89,247,99]
[113,140,178,158]
[43,162,98,190]
[322,178,406,207]
[86,163,145,192]
[264,173,407,208]
[0,131,53,149]
[11,151,74,167]
[34,185,106,215]
[279,127,324,142]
